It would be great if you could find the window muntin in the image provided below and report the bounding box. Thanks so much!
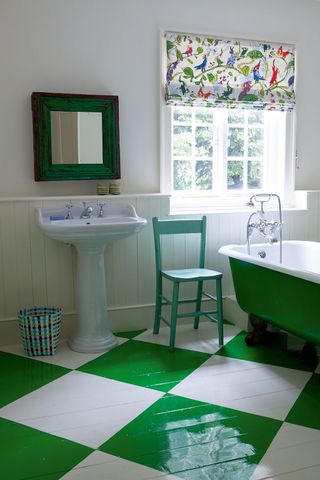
[170,106,289,199]
[226,110,264,191]
[172,107,216,193]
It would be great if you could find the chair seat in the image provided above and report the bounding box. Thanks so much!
[162,268,222,282]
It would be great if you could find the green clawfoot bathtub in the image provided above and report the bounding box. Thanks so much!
[219,241,320,346]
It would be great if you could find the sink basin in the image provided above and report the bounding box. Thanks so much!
[36,203,147,353]
[37,204,147,246]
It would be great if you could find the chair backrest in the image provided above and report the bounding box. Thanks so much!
[152,216,207,272]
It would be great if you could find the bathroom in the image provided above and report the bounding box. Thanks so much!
[1,0,320,479]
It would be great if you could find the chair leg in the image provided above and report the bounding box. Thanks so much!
[216,278,224,346]
[169,282,179,352]
[194,280,203,329]
[153,275,162,334]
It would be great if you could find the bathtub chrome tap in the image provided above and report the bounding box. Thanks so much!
[246,193,283,263]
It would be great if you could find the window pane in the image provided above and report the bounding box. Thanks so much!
[174,160,192,190]
[195,161,213,190]
[195,126,213,157]
[228,128,244,156]
[248,160,263,189]
[248,128,264,157]
[248,111,264,124]
[173,126,192,156]
[173,107,192,123]
[227,161,244,189]
[228,111,244,124]
[195,108,214,124]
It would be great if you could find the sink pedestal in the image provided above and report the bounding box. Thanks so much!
[68,245,118,353]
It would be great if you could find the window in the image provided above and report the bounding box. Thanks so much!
[162,31,296,211]
[163,105,294,209]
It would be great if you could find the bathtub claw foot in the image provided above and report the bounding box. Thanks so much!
[301,342,318,370]
[245,331,261,346]
[245,314,268,346]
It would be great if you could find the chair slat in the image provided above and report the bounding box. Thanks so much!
[156,218,204,235]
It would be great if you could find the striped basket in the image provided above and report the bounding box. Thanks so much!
[18,307,62,356]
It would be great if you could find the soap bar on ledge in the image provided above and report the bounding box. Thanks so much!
[50,215,65,221]
[97,183,110,195]
[109,182,120,195]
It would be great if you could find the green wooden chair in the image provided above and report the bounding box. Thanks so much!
[152,216,224,351]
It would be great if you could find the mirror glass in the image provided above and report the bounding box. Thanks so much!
[51,111,103,165]
[32,93,120,181]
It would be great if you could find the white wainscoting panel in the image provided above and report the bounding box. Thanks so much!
[0,193,319,344]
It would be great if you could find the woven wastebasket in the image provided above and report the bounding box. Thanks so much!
[18,306,62,356]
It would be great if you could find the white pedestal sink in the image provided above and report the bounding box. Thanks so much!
[37,203,147,353]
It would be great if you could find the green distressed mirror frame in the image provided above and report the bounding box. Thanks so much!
[31,92,120,181]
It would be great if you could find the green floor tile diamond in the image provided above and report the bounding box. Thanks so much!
[100,393,282,479]
[0,418,92,480]
[285,373,320,430]
[216,332,315,372]
[0,351,70,407]
[78,340,210,392]
[115,329,147,339]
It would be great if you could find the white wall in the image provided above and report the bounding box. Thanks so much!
[0,0,320,196]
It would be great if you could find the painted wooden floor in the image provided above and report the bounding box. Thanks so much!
[1,321,320,479]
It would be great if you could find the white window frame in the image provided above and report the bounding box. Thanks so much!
[160,103,297,213]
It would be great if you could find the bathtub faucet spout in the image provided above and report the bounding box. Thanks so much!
[259,220,282,244]
[246,193,283,263]
[248,218,279,244]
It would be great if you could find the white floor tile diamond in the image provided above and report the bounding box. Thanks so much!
[250,423,320,479]
[260,465,320,480]
[134,321,240,354]
[61,451,181,479]
[0,337,128,369]
[0,370,164,448]
[170,356,311,420]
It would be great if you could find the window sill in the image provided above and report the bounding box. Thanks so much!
[169,191,308,215]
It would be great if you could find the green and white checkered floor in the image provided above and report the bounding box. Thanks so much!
[1,321,320,479]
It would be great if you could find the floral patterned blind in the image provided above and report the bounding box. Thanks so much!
[165,31,295,111]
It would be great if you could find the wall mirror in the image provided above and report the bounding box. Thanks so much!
[31,92,120,181]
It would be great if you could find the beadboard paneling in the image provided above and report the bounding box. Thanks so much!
[0,193,319,344]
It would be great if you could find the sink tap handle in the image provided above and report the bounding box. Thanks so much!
[97,202,105,218]
[65,203,73,219]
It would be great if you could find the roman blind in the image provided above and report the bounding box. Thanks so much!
[165,31,295,111]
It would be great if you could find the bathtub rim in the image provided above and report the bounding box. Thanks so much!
[218,240,320,285]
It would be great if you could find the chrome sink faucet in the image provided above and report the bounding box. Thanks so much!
[80,202,93,219]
